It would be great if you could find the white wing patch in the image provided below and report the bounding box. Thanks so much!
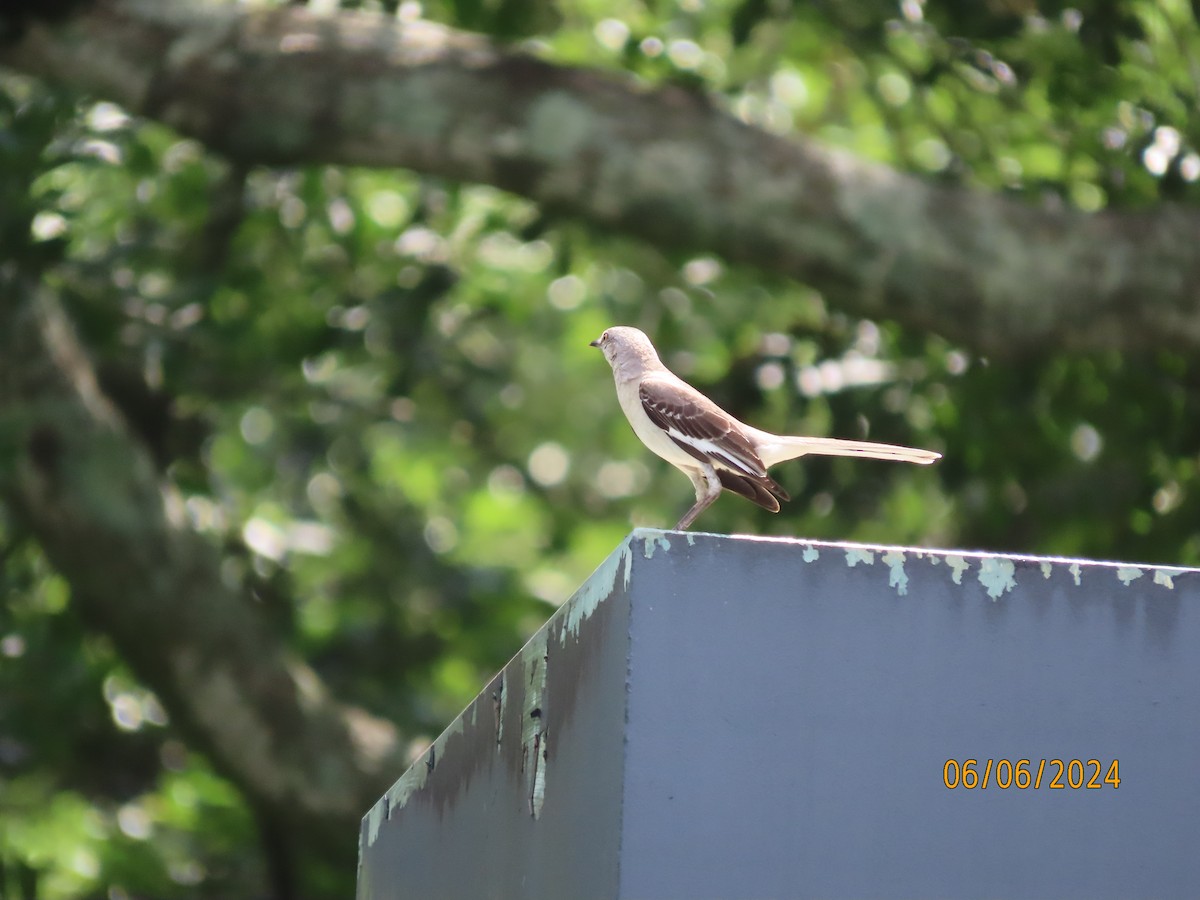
[664,430,763,477]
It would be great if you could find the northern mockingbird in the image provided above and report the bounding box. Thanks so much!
[591,326,941,530]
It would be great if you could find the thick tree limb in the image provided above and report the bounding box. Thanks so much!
[4,0,1199,356]
[0,276,405,857]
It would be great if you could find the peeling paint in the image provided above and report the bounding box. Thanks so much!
[366,794,385,848]
[1116,566,1143,586]
[641,532,672,559]
[978,558,1017,600]
[845,549,875,567]
[371,713,467,843]
[529,733,546,818]
[521,632,549,819]
[945,555,970,584]
[882,550,908,596]
[357,819,365,877]
[560,537,631,645]
[493,675,506,749]
[360,529,1200,866]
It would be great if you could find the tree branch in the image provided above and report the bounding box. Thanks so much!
[4,0,1198,356]
[0,276,405,859]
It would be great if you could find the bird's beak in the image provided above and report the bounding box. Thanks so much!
[589,338,601,348]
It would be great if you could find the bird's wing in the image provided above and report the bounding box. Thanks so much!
[639,376,768,479]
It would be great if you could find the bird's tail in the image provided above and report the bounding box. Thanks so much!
[756,434,941,468]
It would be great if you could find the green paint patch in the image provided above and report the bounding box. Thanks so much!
[370,713,467,844]
[521,631,548,820]
[978,558,1016,600]
[882,550,908,596]
[944,555,970,584]
[845,548,875,567]
[560,536,632,645]
[1116,566,1143,586]
[640,531,672,559]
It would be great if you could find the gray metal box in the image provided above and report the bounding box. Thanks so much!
[358,530,1200,899]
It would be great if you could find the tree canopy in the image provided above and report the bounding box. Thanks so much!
[2,0,1199,896]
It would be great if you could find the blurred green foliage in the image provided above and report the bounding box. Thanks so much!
[3,0,1200,896]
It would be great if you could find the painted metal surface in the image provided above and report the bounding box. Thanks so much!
[358,530,1200,899]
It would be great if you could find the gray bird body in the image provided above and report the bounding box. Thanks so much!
[592,326,940,529]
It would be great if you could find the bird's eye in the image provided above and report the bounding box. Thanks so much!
[601,331,609,342]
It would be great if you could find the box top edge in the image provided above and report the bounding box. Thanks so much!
[627,527,1200,575]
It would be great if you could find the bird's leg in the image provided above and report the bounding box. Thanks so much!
[675,465,722,530]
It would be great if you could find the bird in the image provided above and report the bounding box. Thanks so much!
[591,326,941,530]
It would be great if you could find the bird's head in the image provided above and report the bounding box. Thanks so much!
[590,326,662,376]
